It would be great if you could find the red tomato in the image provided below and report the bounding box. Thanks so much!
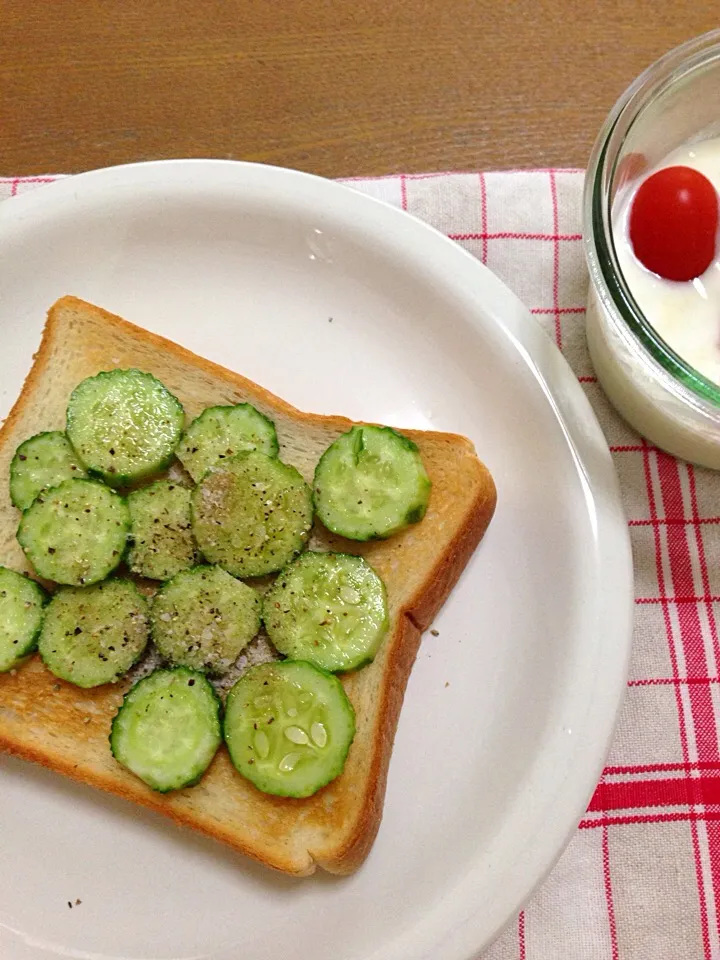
[628,165,718,282]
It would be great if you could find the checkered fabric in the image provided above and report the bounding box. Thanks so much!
[3,170,719,960]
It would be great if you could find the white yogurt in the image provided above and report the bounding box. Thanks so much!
[585,137,720,470]
[615,139,720,383]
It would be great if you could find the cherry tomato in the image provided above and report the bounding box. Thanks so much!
[628,165,718,282]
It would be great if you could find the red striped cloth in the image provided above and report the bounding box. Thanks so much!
[2,170,718,960]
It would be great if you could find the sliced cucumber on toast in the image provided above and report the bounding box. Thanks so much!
[151,564,261,675]
[10,431,88,511]
[127,480,198,580]
[110,667,221,792]
[5,355,441,815]
[38,579,150,687]
[17,478,129,586]
[177,403,279,482]
[263,552,389,672]
[66,369,184,486]
[191,450,313,578]
[224,659,356,798]
[0,567,47,672]
[314,425,431,540]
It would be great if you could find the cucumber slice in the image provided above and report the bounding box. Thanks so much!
[110,667,221,792]
[10,431,88,511]
[224,659,355,798]
[263,552,389,672]
[17,478,129,586]
[38,579,150,688]
[151,565,261,675]
[127,480,199,581]
[0,567,47,672]
[191,451,313,578]
[313,425,431,540]
[66,369,185,486]
[177,404,279,483]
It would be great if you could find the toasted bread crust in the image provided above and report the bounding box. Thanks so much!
[0,297,496,875]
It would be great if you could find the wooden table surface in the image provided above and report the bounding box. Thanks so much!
[1,2,717,178]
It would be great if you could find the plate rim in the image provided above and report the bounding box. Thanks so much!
[0,159,633,960]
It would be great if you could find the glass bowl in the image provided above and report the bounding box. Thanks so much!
[583,29,720,469]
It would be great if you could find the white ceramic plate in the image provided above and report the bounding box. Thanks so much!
[0,161,632,960]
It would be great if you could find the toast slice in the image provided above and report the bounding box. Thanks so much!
[0,296,496,876]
